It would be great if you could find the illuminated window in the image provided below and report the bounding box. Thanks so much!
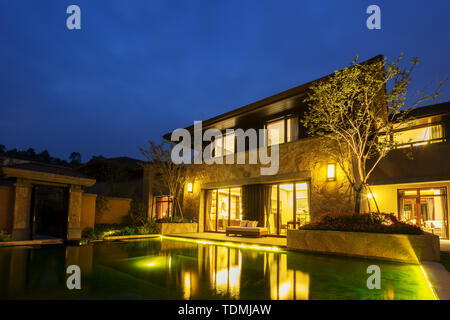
[224,132,235,155]
[155,196,173,219]
[266,116,299,146]
[212,132,235,157]
[391,124,444,148]
[327,164,336,181]
[267,119,285,146]
[398,187,448,239]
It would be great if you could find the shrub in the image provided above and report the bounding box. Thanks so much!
[128,198,148,226]
[82,221,158,240]
[0,231,11,242]
[299,212,423,235]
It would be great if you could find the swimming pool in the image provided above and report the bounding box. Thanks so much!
[0,236,436,300]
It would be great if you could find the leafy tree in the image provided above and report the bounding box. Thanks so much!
[69,152,82,165]
[0,144,5,153]
[25,148,36,158]
[37,150,51,162]
[140,140,186,218]
[301,54,448,213]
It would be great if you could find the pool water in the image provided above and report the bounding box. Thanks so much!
[0,237,436,300]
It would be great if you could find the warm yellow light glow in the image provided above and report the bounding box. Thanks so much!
[279,184,293,191]
[419,265,438,300]
[368,193,375,199]
[279,282,292,300]
[147,262,156,267]
[161,236,283,252]
[183,272,191,299]
[296,183,308,191]
[327,164,336,180]
[187,182,193,193]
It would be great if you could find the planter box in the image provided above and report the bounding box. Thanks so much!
[157,223,198,235]
[287,229,440,263]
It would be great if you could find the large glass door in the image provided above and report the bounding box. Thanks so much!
[264,184,278,235]
[398,187,448,239]
[264,182,310,236]
[205,188,242,232]
[217,189,229,232]
[205,190,217,232]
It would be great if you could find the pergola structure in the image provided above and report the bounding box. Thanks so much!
[1,162,95,241]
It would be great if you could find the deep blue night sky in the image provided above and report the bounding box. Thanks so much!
[1,0,449,161]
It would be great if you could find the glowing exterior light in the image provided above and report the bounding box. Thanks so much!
[327,164,336,181]
[187,182,193,193]
[161,236,283,252]
[420,265,439,300]
[147,262,156,267]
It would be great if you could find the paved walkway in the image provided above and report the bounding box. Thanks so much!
[167,232,287,248]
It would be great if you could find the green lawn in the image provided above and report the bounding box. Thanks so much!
[440,252,450,272]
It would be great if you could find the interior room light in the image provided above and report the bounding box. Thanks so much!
[187,182,193,193]
[327,164,336,181]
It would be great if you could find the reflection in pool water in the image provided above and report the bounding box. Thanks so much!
[0,237,436,300]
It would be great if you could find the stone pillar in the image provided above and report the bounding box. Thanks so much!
[11,180,33,240]
[67,185,83,240]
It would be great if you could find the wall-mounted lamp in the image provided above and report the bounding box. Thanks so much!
[327,164,336,181]
[187,182,193,193]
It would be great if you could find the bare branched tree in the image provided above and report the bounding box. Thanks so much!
[302,54,448,213]
[140,140,186,218]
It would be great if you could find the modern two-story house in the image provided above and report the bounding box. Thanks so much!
[160,56,450,240]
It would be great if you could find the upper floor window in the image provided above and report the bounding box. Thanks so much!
[392,124,444,148]
[212,131,235,157]
[266,116,299,146]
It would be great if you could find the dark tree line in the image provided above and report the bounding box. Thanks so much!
[0,144,83,166]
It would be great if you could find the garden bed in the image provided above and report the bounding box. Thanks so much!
[287,229,440,263]
[288,212,440,263]
[156,222,198,235]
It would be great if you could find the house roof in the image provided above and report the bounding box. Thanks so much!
[1,162,96,186]
[406,101,450,119]
[163,55,384,140]
[2,162,92,179]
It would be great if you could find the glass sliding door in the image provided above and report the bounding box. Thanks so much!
[217,189,229,232]
[205,190,217,232]
[295,183,310,227]
[264,184,278,235]
[279,184,294,235]
[230,188,242,226]
[204,187,242,232]
[398,187,448,239]
[264,181,310,236]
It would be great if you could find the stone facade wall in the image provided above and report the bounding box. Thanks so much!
[182,137,354,228]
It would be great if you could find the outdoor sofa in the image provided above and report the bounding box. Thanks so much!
[225,220,268,237]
